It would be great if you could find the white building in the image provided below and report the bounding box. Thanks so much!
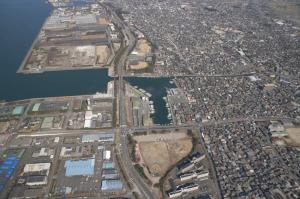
[197,170,209,181]
[181,184,199,193]
[168,190,182,198]
[24,163,51,186]
[181,162,194,173]
[104,150,111,160]
[192,154,205,163]
[179,172,197,182]
[24,163,51,176]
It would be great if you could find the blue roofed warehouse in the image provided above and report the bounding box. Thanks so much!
[64,158,95,177]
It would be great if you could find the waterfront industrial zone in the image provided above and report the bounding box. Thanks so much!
[0,90,220,198]
[0,0,300,198]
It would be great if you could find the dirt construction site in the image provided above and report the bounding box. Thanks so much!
[283,127,300,146]
[134,132,193,177]
[135,39,151,56]
[96,45,110,64]
[127,39,152,71]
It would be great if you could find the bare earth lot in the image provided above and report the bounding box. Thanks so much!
[96,45,110,64]
[136,39,151,56]
[130,61,148,70]
[284,127,300,146]
[137,135,192,176]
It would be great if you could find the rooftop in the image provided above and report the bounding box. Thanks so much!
[64,158,95,177]
[101,179,123,190]
[12,106,25,115]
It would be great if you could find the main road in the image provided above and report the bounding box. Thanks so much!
[101,3,157,199]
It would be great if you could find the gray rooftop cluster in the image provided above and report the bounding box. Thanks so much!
[113,0,300,78]
[203,122,300,198]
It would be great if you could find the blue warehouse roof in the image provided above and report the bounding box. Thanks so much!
[0,155,19,192]
[64,158,95,177]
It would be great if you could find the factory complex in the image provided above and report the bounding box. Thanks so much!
[0,131,126,198]
[19,4,121,74]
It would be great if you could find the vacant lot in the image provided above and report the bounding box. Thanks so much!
[130,61,148,70]
[137,136,192,176]
[96,45,110,64]
[134,132,187,142]
[284,127,300,146]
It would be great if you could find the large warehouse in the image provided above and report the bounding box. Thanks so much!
[101,179,123,191]
[64,158,95,177]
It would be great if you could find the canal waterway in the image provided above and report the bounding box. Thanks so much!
[0,0,172,124]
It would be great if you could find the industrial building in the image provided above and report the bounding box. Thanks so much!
[41,117,55,129]
[64,158,95,177]
[81,133,114,143]
[45,14,97,29]
[26,176,48,186]
[30,101,69,113]
[102,169,118,179]
[12,106,25,116]
[23,163,51,176]
[19,4,115,74]
[23,163,51,186]
[40,115,64,129]
[32,148,55,158]
[101,179,123,191]
[83,110,113,129]
[103,150,111,160]
[60,145,93,158]
[31,103,41,112]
